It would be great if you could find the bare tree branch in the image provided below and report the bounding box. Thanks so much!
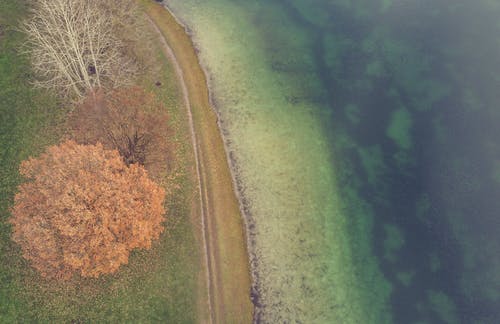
[23,0,139,98]
[68,87,173,180]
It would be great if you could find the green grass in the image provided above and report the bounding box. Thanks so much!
[0,1,201,322]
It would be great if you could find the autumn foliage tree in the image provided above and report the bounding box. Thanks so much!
[9,140,165,279]
[69,87,171,179]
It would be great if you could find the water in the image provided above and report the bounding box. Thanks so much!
[163,0,500,322]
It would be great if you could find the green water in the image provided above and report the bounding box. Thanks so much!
[164,0,500,322]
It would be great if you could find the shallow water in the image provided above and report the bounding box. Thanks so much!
[164,0,500,322]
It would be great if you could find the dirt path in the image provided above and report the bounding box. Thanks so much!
[142,2,253,323]
[144,16,216,323]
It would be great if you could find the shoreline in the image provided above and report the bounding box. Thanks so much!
[156,3,267,318]
[141,1,254,322]
[158,1,265,314]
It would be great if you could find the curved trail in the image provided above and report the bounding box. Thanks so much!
[145,16,216,324]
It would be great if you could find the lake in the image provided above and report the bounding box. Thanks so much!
[164,0,500,322]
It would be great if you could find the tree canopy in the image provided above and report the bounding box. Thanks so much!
[23,0,140,97]
[9,140,166,279]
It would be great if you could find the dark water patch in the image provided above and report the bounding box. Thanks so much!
[275,0,500,322]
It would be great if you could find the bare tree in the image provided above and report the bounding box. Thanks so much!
[23,0,139,98]
[68,87,173,179]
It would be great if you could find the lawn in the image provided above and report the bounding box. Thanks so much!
[0,1,203,322]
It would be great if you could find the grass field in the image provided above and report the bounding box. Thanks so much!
[0,1,204,322]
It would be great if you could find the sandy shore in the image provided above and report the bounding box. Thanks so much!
[140,1,253,323]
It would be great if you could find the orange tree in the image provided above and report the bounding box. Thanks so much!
[9,140,165,279]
